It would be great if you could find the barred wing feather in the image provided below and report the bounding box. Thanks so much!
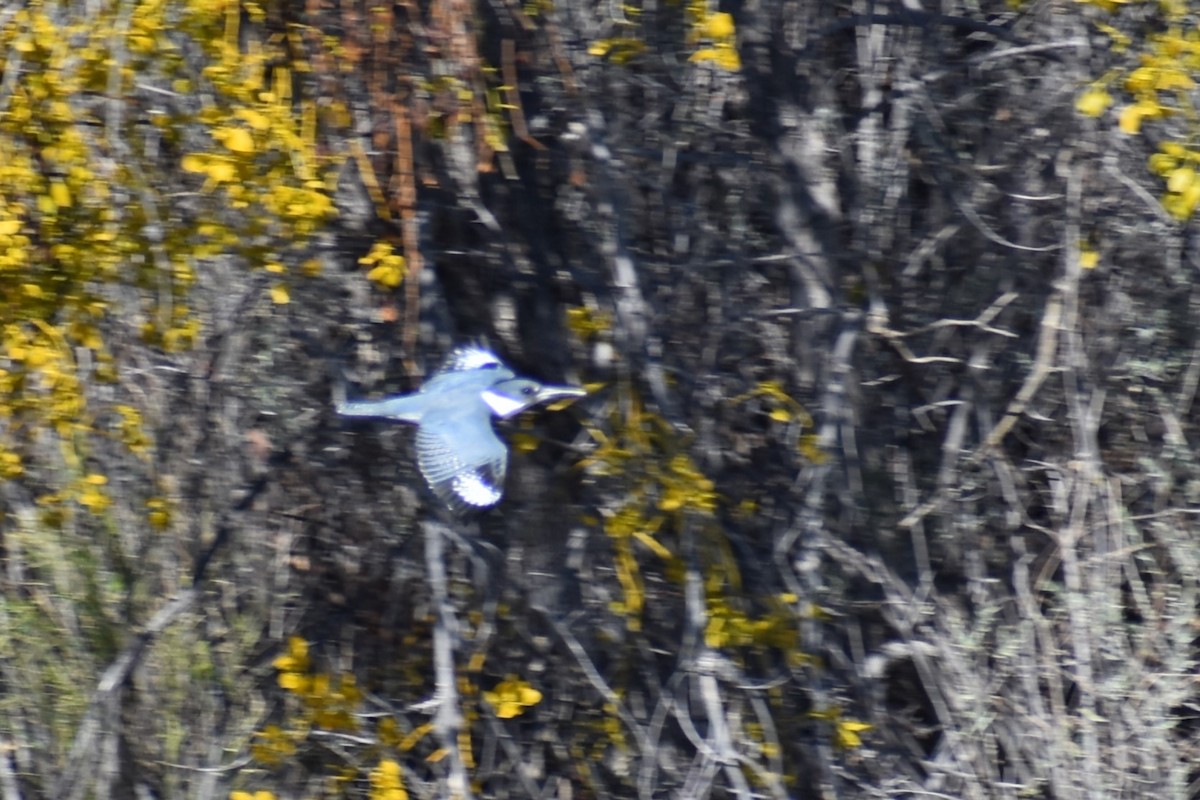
[415,410,507,512]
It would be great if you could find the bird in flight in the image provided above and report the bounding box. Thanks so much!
[338,347,586,512]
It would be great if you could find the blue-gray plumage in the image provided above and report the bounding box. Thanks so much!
[337,347,586,512]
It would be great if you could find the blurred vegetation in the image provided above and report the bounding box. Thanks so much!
[2,0,1200,799]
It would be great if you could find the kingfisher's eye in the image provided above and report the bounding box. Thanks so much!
[522,386,536,396]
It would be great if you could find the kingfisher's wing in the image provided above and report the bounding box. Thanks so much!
[336,393,424,423]
[415,407,508,513]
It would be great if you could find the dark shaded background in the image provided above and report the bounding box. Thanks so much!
[4,1,1199,799]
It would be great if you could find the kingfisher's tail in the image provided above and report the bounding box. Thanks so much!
[336,394,424,423]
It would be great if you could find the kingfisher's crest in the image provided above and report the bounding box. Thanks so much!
[435,346,504,375]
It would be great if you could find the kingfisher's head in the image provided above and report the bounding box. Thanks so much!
[481,377,587,419]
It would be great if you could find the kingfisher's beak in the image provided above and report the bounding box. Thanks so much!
[536,384,588,409]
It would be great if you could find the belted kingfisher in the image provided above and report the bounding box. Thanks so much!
[337,347,586,512]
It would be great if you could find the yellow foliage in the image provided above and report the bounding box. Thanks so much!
[483,676,544,719]
[159,318,203,353]
[378,717,403,749]
[588,37,647,64]
[836,719,872,748]
[114,404,151,457]
[358,241,407,289]
[146,497,172,531]
[727,381,825,462]
[658,453,717,513]
[566,305,612,341]
[181,154,210,174]
[1147,141,1200,220]
[1081,0,1131,12]
[1075,86,1113,117]
[1168,165,1196,192]
[266,635,361,754]
[278,670,310,693]
[703,11,735,39]
[217,126,256,154]
[49,181,71,208]
[77,483,110,513]
[687,3,739,71]
[273,636,310,674]
[583,388,742,628]
[809,707,873,749]
[1078,8,1200,217]
[0,450,23,478]
[704,594,799,652]
[690,45,741,71]
[237,108,272,130]
[397,721,433,751]
[1093,21,1131,52]
[250,724,297,766]
[509,428,541,454]
[600,501,674,625]
[368,759,408,800]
